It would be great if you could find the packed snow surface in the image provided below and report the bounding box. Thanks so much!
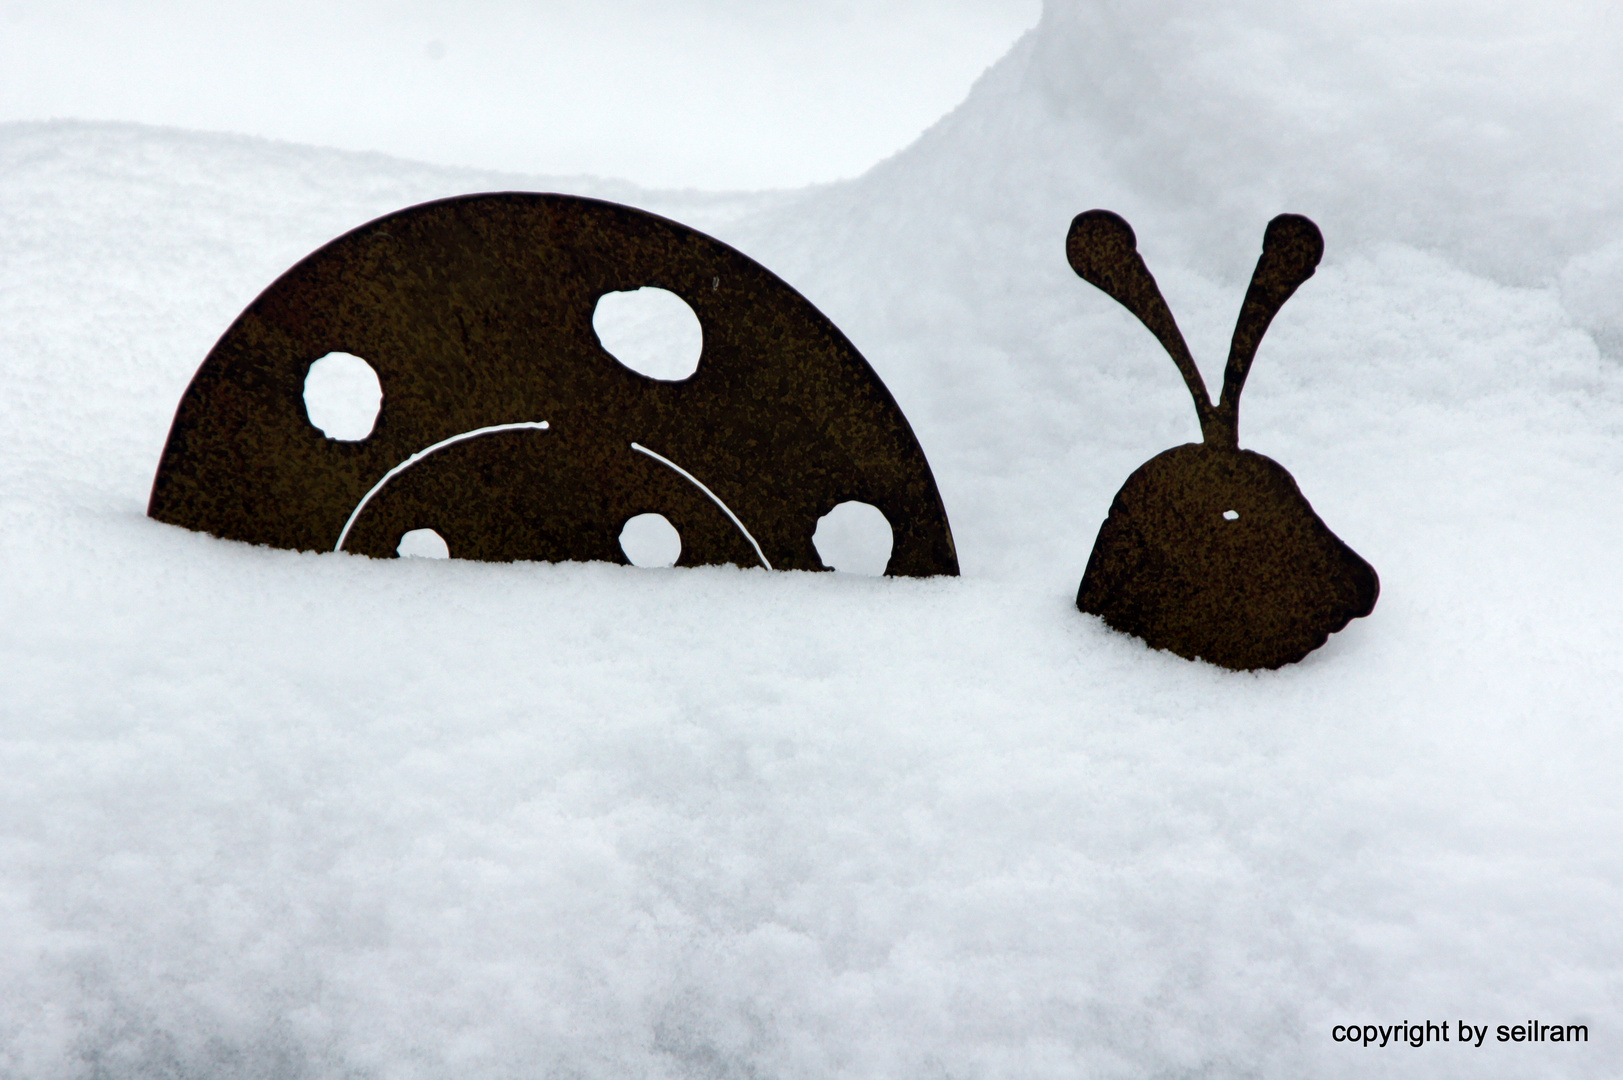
[4,2,1623,1077]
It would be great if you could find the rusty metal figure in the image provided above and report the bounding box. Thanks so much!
[1067,210,1377,670]
[149,193,957,576]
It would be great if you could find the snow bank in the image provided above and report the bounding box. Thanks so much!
[769,0,1623,285]
[4,1,1623,1077]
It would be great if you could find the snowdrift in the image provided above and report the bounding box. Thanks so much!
[4,2,1622,1077]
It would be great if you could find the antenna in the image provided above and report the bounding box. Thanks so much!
[1067,210,1323,448]
[1065,210,1219,441]
[1212,214,1322,447]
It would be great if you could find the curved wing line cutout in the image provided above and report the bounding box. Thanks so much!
[335,421,552,552]
[630,441,772,569]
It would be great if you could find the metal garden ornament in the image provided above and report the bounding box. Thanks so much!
[1067,210,1378,670]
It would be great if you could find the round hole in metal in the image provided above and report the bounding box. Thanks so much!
[592,287,703,381]
[813,501,893,575]
[397,528,450,558]
[304,352,382,441]
[619,513,682,567]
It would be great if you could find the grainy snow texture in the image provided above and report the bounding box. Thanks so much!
[5,2,1623,1078]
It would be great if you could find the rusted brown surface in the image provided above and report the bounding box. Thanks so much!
[149,193,957,576]
[1068,210,1377,669]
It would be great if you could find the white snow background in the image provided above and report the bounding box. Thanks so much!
[0,0,1041,191]
[5,1,1623,1077]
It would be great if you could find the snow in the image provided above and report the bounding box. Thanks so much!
[593,289,707,383]
[0,0,1041,190]
[4,1,1623,1077]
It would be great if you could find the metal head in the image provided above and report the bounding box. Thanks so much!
[1067,210,1375,670]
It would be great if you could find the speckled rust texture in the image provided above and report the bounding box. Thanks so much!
[1068,209,1377,670]
[1077,446,1378,671]
[148,193,957,575]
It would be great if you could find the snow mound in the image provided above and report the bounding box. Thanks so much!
[4,3,1623,1077]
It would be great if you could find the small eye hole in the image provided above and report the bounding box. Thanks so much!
[1222,510,1240,522]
